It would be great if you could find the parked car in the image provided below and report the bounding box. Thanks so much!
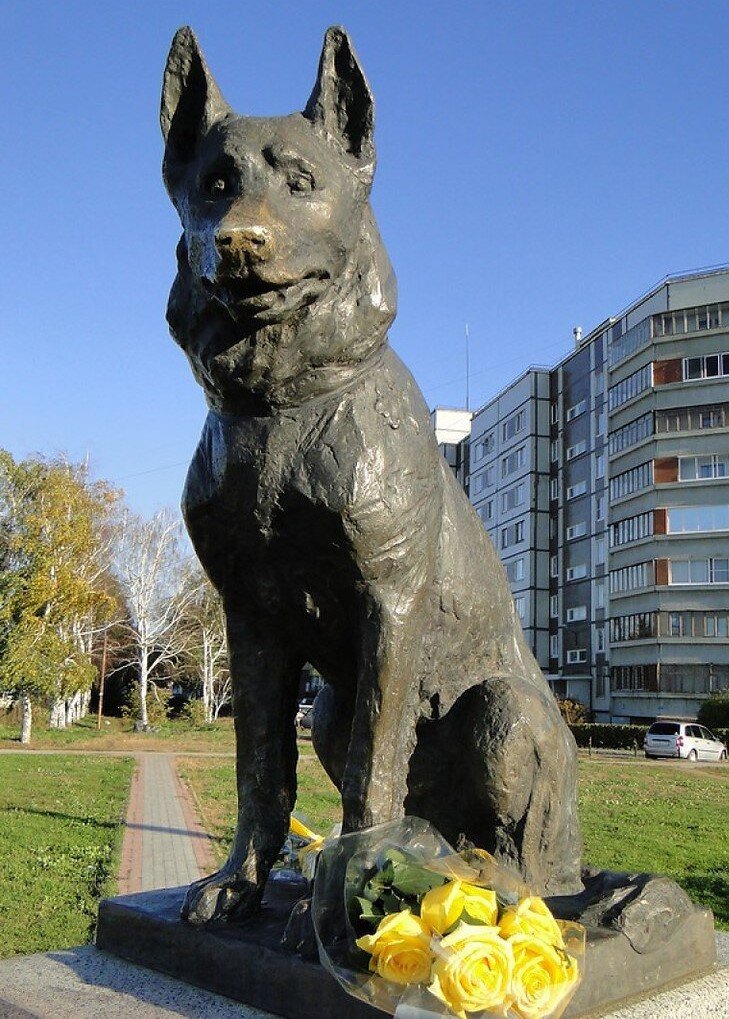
[644,721,727,761]
[296,702,314,730]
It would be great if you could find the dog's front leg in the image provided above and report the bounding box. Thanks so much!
[182,607,300,925]
[341,585,427,832]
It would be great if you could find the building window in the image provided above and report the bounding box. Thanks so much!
[550,440,559,463]
[550,634,559,658]
[608,317,651,366]
[596,494,605,520]
[501,519,525,549]
[566,563,588,581]
[667,505,729,533]
[595,580,605,608]
[502,410,525,442]
[566,481,587,500]
[595,537,605,565]
[514,596,526,620]
[473,432,495,461]
[566,441,587,461]
[566,522,587,540]
[610,511,653,548]
[608,364,652,411]
[501,446,525,478]
[550,594,558,617]
[566,649,587,664]
[652,302,729,339]
[595,410,606,436]
[566,399,586,422]
[550,403,559,424]
[505,557,525,582]
[478,501,493,525]
[611,664,657,692]
[610,613,656,642]
[550,555,558,577]
[656,402,729,433]
[595,453,605,478]
[610,562,653,593]
[501,483,525,512]
[596,628,605,653]
[678,454,729,481]
[608,412,653,455]
[665,559,729,584]
[609,461,653,501]
[682,352,729,382]
[566,606,587,622]
[550,478,559,501]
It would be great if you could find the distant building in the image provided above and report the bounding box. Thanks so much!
[430,407,472,492]
[433,266,729,722]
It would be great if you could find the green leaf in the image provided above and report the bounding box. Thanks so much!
[354,896,383,923]
[391,863,448,897]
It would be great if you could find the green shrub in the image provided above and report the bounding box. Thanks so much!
[569,723,648,750]
[180,698,212,729]
[698,691,729,730]
[121,683,171,728]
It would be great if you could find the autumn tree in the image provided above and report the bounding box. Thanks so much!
[112,509,200,729]
[0,451,118,743]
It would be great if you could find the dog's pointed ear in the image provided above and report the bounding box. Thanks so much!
[304,27,375,182]
[161,27,232,184]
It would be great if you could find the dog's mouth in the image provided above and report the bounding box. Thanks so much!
[203,270,331,322]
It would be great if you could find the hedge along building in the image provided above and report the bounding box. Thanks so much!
[434,265,729,723]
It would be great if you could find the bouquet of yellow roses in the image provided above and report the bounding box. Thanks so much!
[311,818,584,1019]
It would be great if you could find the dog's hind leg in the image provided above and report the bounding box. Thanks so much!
[182,607,302,924]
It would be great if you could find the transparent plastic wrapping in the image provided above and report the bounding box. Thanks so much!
[311,817,585,1019]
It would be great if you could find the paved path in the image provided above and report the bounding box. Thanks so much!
[117,754,216,894]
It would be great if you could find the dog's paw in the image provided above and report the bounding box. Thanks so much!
[181,870,262,926]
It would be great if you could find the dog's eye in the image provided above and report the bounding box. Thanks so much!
[287,171,315,194]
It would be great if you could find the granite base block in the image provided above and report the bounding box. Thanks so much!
[96,878,717,1019]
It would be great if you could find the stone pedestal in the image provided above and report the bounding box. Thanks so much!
[96,875,717,1018]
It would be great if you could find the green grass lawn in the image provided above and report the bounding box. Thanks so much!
[0,714,236,754]
[578,761,728,926]
[178,754,729,929]
[0,754,134,958]
[178,739,340,861]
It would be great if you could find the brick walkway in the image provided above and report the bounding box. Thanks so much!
[118,754,216,895]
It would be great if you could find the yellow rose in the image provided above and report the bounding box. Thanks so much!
[429,923,514,1017]
[508,933,579,1019]
[420,880,466,935]
[355,909,434,985]
[498,897,564,948]
[460,882,498,926]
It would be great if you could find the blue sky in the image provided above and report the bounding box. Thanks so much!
[3,1,728,516]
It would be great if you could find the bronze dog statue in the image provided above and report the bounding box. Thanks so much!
[161,25,582,925]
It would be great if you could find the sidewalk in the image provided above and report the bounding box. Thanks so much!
[117,753,216,894]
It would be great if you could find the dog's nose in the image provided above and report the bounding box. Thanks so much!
[215,225,273,261]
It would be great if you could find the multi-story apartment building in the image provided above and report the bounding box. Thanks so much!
[432,266,729,722]
[468,371,552,666]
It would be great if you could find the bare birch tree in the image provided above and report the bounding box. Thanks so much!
[183,571,231,722]
[113,509,200,729]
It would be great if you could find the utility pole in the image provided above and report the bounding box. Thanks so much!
[97,630,108,730]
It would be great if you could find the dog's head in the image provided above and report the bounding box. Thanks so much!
[161,27,390,329]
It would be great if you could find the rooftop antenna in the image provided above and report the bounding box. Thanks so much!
[465,323,470,411]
